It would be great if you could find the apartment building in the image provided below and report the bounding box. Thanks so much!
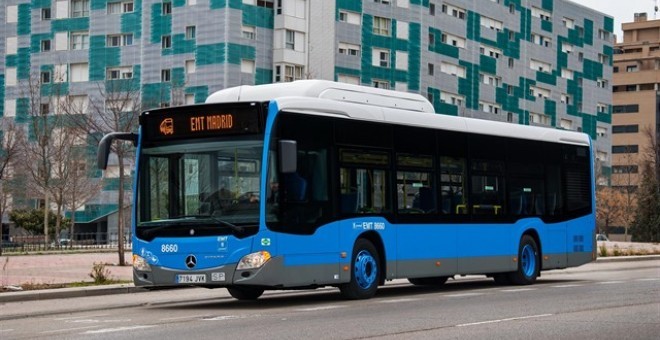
[1,0,613,235]
[612,12,660,206]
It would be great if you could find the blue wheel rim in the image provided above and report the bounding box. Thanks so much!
[521,244,536,278]
[354,250,377,289]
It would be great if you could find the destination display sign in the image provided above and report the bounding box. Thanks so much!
[141,103,262,142]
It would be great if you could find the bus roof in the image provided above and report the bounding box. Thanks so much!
[206,80,591,147]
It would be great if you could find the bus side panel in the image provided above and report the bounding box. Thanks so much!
[566,214,597,267]
[274,222,342,287]
[395,224,457,279]
[539,221,568,270]
[456,224,515,274]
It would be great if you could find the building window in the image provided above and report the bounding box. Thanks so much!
[442,4,466,19]
[162,2,172,15]
[598,29,610,41]
[429,3,435,15]
[598,53,609,64]
[440,92,464,107]
[338,10,361,25]
[275,64,304,82]
[241,59,255,74]
[185,59,195,74]
[479,101,501,114]
[40,103,50,115]
[373,48,390,67]
[626,65,638,72]
[162,35,171,49]
[242,25,256,40]
[563,17,574,28]
[41,40,51,52]
[479,73,501,87]
[441,33,466,48]
[107,34,133,47]
[597,103,608,113]
[71,32,89,50]
[612,145,638,154]
[428,63,434,76]
[185,26,196,40]
[70,62,89,82]
[612,125,639,134]
[71,0,90,18]
[374,0,391,4]
[338,42,360,56]
[441,62,466,77]
[373,16,391,36]
[41,8,51,20]
[560,93,572,105]
[529,112,551,125]
[480,16,503,31]
[508,57,514,68]
[373,79,390,89]
[285,30,295,49]
[40,71,51,84]
[480,45,501,59]
[612,165,638,174]
[532,7,551,21]
[161,69,171,82]
[597,78,608,89]
[107,66,133,80]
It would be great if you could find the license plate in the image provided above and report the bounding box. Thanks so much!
[211,272,226,282]
[176,274,206,284]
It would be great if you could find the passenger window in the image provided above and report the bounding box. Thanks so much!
[440,156,467,215]
[339,149,390,214]
[470,159,505,215]
[396,154,435,214]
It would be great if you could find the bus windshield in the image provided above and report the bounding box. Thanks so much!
[138,138,263,227]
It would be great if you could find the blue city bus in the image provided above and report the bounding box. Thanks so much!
[98,80,596,300]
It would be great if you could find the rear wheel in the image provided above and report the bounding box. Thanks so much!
[340,239,380,300]
[507,235,540,285]
[227,286,264,300]
[408,277,448,286]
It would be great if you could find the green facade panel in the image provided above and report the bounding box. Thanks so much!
[0,75,4,117]
[18,3,32,36]
[242,4,274,28]
[51,18,90,32]
[196,43,226,65]
[186,86,209,103]
[337,0,362,13]
[150,3,172,44]
[89,36,121,81]
[32,0,51,8]
[121,0,143,38]
[173,34,196,54]
[16,47,31,80]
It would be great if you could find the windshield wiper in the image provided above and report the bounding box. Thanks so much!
[172,215,244,233]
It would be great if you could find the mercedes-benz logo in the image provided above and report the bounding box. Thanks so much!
[185,255,197,269]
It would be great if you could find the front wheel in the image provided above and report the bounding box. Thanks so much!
[227,286,264,300]
[340,239,380,300]
[508,235,540,285]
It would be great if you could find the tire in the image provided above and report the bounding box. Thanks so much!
[227,286,264,300]
[408,277,448,286]
[340,239,380,300]
[507,235,540,285]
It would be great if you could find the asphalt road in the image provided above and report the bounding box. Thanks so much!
[1,260,658,340]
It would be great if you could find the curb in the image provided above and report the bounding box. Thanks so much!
[0,284,145,304]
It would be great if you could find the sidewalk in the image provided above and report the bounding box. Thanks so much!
[0,252,133,288]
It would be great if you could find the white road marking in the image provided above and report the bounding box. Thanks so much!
[202,315,242,321]
[597,281,625,285]
[378,298,421,303]
[53,314,109,320]
[296,305,346,312]
[84,325,156,334]
[160,314,210,321]
[444,293,485,298]
[456,314,553,327]
[41,325,102,334]
[0,329,14,333]
[551,284,584,288]
[500,288,537,292]
[636,278,660,282]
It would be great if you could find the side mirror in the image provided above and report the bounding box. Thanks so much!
[97,132,138,169]
[279,140,297,174]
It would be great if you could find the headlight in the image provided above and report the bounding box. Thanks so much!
[133,255,152,272]
[237,251,271,270]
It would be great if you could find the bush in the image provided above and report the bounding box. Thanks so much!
[89,262,112,284]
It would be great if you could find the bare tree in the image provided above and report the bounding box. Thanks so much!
[17,71,71,244]
[596,186,625,236]
[610,148,640,240]
[0,120,24,252]
[64,78,141,265]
